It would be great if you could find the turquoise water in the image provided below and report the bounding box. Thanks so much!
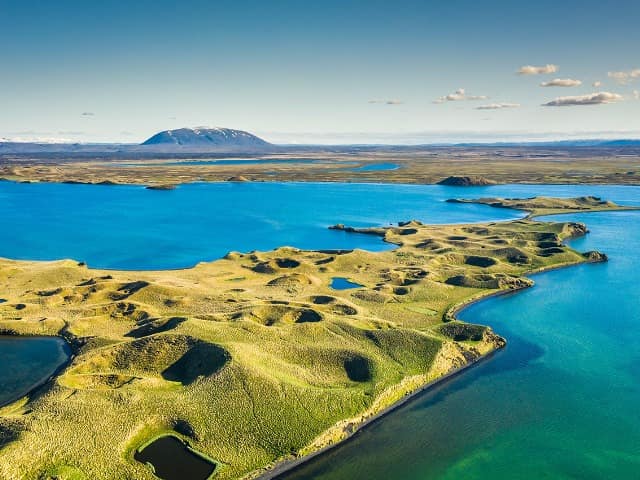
[1,181,639,270]
[350,163,399,171]
[0,336,70,406]
[330,277,363,290]
[279,210,640,479]
[0,182,531,270]
[1,181,640,475]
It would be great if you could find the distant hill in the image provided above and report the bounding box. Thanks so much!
[141,127,271,148]
[451,139,640,147]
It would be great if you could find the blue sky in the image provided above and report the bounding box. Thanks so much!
[1,0,639,144]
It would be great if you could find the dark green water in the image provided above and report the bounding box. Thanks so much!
[280,210,640,479]
[134,435,215,480]
[0,336,70,406]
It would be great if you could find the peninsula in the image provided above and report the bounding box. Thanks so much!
[0,196,633,479]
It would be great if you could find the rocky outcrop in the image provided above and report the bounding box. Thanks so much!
[145,184,176,190]
[226,175,249,182]
[437,176,496,186]
[582,250,608,262]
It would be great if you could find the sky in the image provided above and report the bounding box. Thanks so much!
[1,0,639,144]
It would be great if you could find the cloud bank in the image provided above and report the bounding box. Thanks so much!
[540,78,582,87]
[608,69,640,85]
[433,88,488,103]
[475,103,520,110]
[368,99,404,105]
[542,91,623,107]
[517,64,558,75]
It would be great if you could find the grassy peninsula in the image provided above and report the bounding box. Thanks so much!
[0,197,633,479]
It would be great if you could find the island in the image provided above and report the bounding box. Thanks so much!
[0,197,635,480]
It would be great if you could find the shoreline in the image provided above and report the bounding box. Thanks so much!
[254,345,502,480]
[254,223,606,480]
[0,335,73,410]
[0,195,634,479]
[3,176,640,188]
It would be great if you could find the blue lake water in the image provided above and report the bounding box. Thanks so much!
[330,277,364,290]
[0,336,70,407]
[1,181,640,476]
[118,158,332,167]
[1,181,639,270]
[279,209,640,480]
[349,163,399,171]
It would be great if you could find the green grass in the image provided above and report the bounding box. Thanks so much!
[0,196,625,479]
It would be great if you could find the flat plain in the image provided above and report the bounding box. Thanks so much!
[1,146,640,186]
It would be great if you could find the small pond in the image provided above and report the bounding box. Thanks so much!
[134,435,216,480]
[330,277,363,290]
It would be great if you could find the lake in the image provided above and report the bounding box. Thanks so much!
[117,158,335,167]
[1,181,638,270]
[1,181,639,479]
[349,163,399,171]
[277,209,640,480]
[0,336,71,407]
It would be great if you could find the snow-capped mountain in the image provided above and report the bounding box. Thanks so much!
[141,127,270,147]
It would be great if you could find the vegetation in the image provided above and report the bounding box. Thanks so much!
[1,146,640,185]
[0,197,629,479]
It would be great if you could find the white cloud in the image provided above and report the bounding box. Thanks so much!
[608,69,640,85]
[81,112,95,117]
[368,99,404,105]
[517,64,558,75]
[593,81,602,88]
[634,90,640,100]
[475,103,521,110]
[1,136,74,143]
[542,91,623,107]
[540,78,582,87]
[433,88,488,104]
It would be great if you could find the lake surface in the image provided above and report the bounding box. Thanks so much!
[0,336,70,407]
[1,181,639,270]
[1,181,640,476]
[134,435,215,480]
[119,158,334,167]
[330,277,364,290]
[349,162,399,171]
[278,209,640,480]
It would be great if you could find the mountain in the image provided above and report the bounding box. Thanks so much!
[141,127,270,148]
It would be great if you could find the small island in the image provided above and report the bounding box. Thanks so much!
[0,197,634,479]
[437,175,497,186]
